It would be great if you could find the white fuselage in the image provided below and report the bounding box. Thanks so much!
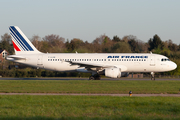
[9,53,177,73]
[7,26,177,79]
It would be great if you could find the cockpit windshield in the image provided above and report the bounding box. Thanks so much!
[161,58,170,61]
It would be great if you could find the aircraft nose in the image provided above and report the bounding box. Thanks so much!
[171,62,177,70]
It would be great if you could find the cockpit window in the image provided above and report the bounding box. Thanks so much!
[161,58,170,61]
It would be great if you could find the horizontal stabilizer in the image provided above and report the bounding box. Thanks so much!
[6,55,26,61]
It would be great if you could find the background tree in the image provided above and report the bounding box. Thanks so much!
[0,33,14,54]
[112,35,121,42]
[42,34,65,53]
[148,34,163,51]
[31,35,42,52]
[111,42,132,53]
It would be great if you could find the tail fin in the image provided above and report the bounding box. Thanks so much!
[9,26,42,55]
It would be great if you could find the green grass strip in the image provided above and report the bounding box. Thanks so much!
[0,95,179,119]
[0,80,179,94]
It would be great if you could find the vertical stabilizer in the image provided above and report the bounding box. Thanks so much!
[9,26,42,55]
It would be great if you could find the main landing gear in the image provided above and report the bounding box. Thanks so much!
[151,72,155,80]
[89,74,101,80]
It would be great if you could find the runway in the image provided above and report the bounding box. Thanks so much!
[0,77,179,81]
[0,93,179,97]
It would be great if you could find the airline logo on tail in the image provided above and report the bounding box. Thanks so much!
[9,26,34,51]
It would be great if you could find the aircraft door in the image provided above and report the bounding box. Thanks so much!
[150,56,155,66]
[37,55,43,66]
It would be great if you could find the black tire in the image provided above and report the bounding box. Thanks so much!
[89,76,94,80]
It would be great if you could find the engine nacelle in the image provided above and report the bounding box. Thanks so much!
[105,67,121,78]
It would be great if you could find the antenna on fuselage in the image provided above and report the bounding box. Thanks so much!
[150,51,152,54]
[76,51,78,54]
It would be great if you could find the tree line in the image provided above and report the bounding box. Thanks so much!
[0,33,180,77]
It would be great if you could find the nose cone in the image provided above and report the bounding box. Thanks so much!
[171,62,177,70]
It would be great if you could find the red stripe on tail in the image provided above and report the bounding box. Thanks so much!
[12,41,21,51]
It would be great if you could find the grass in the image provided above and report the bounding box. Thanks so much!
[0,80,179,94]
[0,80,179,119]
[0,95,179,119]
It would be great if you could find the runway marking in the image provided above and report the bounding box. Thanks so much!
[0,93,179,97]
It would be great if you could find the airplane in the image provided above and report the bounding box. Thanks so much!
[6,26,177,80]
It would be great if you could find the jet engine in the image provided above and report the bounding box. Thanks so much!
[105,67,121,78]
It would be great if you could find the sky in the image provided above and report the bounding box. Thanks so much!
[0,0,180,44]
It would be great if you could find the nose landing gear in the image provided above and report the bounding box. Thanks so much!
[151,72,155,80]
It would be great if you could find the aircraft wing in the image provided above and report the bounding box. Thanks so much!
[68,61,111,68]
[67,61,127,71]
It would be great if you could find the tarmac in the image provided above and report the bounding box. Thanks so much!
[0,93,179,97]
[0,77,179,81]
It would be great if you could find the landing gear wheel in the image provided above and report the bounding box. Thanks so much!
[95,76,101,80]
[151,72,155,80]
[89,74,101,80]
[89,76,94,80]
